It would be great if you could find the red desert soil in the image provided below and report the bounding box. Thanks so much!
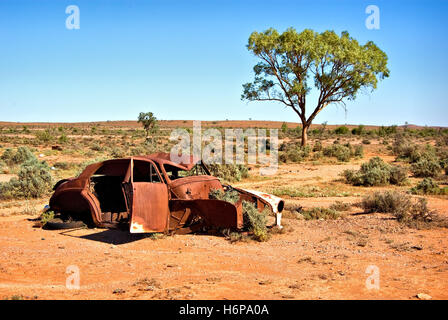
[0,209,447,300]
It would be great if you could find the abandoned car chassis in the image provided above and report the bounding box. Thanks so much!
[49,153,284,234]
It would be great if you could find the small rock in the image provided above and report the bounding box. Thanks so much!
[416,293,432,300]
[113,288,125,294]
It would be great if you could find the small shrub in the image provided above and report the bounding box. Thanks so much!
[1,146,36,166]
[109,147,126,159]
[360,191,439,228]
[323,144,352,162]
[352,125,365,135]
[343,157,407,186]
[354,145,364,158]
[242,201,269,242]
[0,159,53,199]
[35,129,54,143]
[361,139,371,145]
[53,162,75,170]
[411,157,441,178]
[40,210,55,225]
[410,178,448,195]
[329,201,352,211]
[334,126,349,135]
[209,189,269,241]
[389,165,408,185]
[209,188,240,204]
[207,164,249,182]
[312,141,323,152]
[300,207,341,220]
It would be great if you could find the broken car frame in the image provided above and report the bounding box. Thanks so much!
[49,153,284,234]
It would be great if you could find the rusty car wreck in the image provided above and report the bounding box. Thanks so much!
[48,153,284,234]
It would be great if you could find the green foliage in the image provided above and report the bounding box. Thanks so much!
[378,125,397,136]
[0,159,53,199]
[138,112,159,143]
[322,144,359,162]
[1,146,36,166]
[209,188,240,204]
[352,125,365,135]
[300,207,341,220]
[58,133,68,144]
[35,129,54,143]
[207,164,249,182]
[343,156,407,186]
[40,210,55,225]
[242,27,389,146]
[334,126,349,135]
[279,145,311,163]
[411,157,441,178]
[209,190,269,242]
[410,178,448,195]
[281,122,288,133]
[312,141,323,152]
[329,201,352,211]
[242,201,269,242]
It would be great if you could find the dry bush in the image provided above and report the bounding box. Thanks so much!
[299,207,341,220]
[410,178,448,195]
[361,191,447,228]
[207,164,249,182]
[343,156,407,186]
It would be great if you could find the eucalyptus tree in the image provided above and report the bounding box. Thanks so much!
[242,28,389,146]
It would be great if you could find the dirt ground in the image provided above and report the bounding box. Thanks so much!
[0,208,447,300]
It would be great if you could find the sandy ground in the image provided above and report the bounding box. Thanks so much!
[0,210,447,300]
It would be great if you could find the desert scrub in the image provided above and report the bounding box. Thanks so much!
[0,159,53,199]
[410,178,448,195]
[210,189,269,242]
[322,143,362,162]
[299,207,341,220]
[242,201,269,242]
[209,188,240,204]
[343,156,407,186]
[207,164,249,182]
[272,185,353,198]
[360,191,444,228]
[312,141,323,152]
[278,144,310,163]
[1,146,36,166]
[410,156,441,178]
[329,201,352,211]
[40,210,55,226]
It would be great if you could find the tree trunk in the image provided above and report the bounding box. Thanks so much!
[301,124,309,147]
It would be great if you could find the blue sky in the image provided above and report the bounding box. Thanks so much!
[0,0,447,126]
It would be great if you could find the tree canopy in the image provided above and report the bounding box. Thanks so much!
[242,28,389,146]
[138,111,159,144]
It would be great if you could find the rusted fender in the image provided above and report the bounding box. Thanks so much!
[169,199,243,231]
[232,187,285,228]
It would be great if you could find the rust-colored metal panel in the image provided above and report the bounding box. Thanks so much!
[169,199,242,230]
[169,176,223,199]
[130,182,170,233]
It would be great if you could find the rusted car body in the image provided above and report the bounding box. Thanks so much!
[49,153,284,234]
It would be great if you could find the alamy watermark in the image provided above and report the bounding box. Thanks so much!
[66,5,80,30]
[365,5,380,30]
[66,265,80,290]
[169,121,278,175]
[365,265,380,290]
